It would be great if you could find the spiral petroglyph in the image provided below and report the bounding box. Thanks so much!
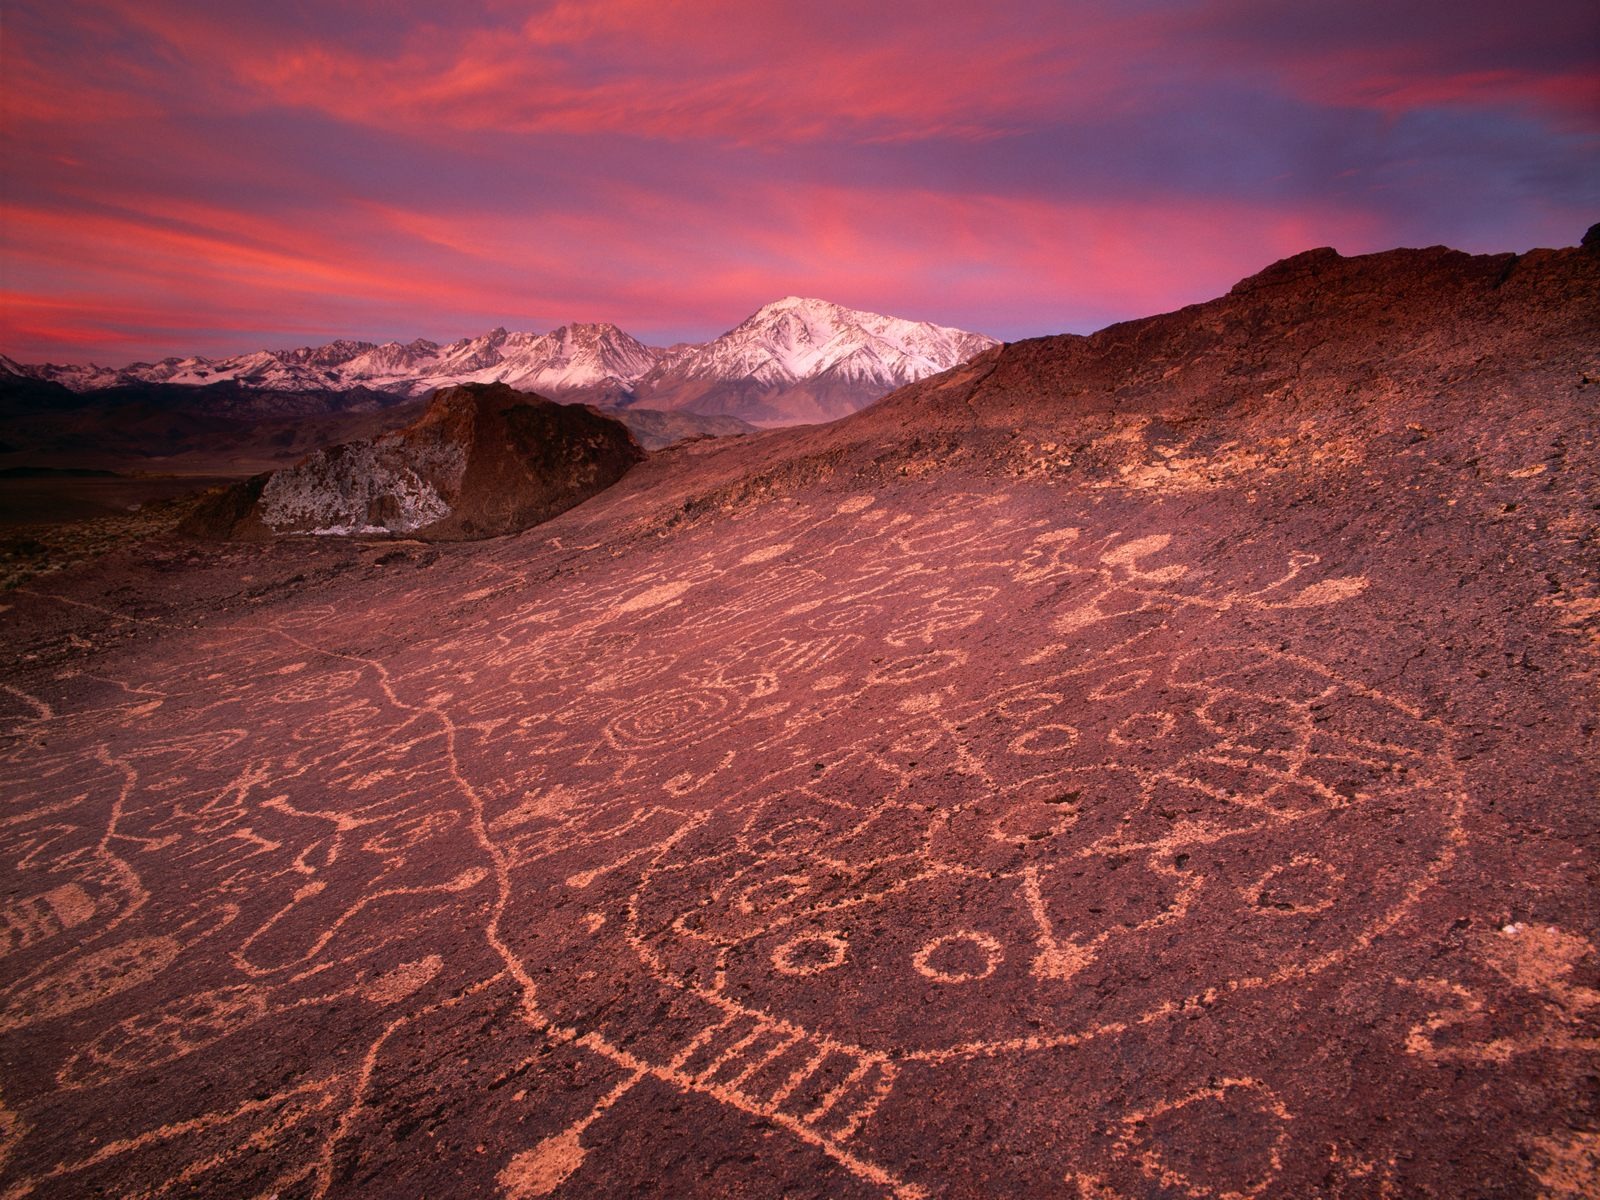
[602,687,743,751]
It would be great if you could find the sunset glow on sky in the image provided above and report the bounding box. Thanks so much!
[2,0,1596,363]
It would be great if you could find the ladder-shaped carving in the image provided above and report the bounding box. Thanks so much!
[0,883,96,957]
[668,1009,896,1144]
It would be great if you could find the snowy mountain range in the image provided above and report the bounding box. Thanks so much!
[2,299,998,427]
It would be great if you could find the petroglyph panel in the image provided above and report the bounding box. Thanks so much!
[0,485,1557,1200]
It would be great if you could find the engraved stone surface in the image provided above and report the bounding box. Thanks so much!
[1,240,1596,1198]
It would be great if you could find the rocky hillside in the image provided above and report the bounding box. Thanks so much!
[0,232,1595,1200]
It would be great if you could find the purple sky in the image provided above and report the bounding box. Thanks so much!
[2,0,1596,363]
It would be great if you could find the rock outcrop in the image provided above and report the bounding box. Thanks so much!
[184,383,642,540]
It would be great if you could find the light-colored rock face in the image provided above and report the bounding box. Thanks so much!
[257,432,468,536]
[196,382,646,541]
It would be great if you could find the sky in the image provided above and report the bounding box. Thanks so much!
[2,0,1596,364]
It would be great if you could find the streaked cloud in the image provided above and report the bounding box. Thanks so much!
[3,0,1595,362]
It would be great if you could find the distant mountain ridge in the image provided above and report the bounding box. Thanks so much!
[0,323,659,401]
[2,298,998,427]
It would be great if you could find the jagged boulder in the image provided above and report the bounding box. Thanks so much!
[183,383,642,540]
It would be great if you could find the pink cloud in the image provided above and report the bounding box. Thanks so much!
[29,0,1588,152]
[22,0,1150,146]
[1183,0,1600,128]
[2,168,1399,363]
[2,0,1589,363]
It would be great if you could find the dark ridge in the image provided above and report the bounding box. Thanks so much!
[0,466,120,478]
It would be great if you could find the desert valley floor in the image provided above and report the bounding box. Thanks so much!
[0,242,1597,1197]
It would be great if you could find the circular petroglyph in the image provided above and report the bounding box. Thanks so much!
[737,874,812,916]
[629,637,1465,1061]
[808,603,882,631]
[994,692,1061,721]
[1007,723,1079,756]
[913,932,1003,984]
[1109,710,1176,745]
[866,650,967,686]
[1110,1078,1292,1199]
[772,931,849,976]
[989,799,1079,845]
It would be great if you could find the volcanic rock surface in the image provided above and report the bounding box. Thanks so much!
[1,237,1597,1199]
[186,383,644,540]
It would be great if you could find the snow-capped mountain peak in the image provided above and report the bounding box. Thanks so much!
[650,296,998,391]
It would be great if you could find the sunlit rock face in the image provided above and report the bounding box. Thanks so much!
[258,433,467,536]
[196,382,644,540]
